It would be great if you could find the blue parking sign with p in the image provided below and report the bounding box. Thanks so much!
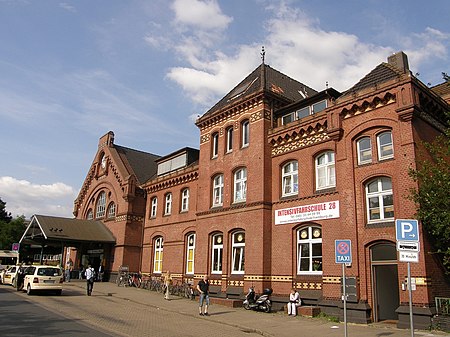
[335,240,352,264]
[395,219,419,242]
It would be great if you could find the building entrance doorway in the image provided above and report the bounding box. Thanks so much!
[370,242,399,322]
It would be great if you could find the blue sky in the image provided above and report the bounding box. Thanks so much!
[0,0,449,218]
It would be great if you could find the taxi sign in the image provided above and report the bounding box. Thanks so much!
[335,240,352,264]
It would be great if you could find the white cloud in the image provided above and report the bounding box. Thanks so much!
[171,0,232,30]
[0,176,77,218]
[164,1,449,107]
[59,2,76,13]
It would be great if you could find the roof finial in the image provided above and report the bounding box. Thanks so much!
[261,46,265,64]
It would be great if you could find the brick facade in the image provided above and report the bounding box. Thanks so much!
[77,52,449,328]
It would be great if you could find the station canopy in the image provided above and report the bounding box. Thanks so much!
[20,214,116,247]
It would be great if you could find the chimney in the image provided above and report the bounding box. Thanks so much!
[99,131,115,149]
[387,51,409,74]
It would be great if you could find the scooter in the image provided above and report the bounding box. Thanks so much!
[243,287,272,313]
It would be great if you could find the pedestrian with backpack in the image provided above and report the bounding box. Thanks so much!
[85,264,95,296]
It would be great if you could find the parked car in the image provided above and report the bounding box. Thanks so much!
[22,265,63,295]
[1,265,19,286]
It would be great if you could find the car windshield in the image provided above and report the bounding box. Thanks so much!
[37,268,61,276]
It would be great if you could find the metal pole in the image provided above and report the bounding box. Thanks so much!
[407,262,414,337]
[343,263,348,337]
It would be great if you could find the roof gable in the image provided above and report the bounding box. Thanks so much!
[198,64,317,122]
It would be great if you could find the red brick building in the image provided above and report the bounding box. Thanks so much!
[76,51,449,328]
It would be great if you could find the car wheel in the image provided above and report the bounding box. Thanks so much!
[27,284,32,296]
[56,289,62,296]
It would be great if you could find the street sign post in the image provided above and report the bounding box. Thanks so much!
[335,240,352,337]
[395,219,420,337]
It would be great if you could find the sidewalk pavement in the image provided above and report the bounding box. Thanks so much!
[65,280,448,337]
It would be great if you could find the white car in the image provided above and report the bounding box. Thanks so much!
[23,265,63,295]
[1,265,19,286]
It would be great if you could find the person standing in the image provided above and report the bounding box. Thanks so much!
[85,264,95,296]
[287,288,301,316]
[163,270,171,300]
[196,275,210,316]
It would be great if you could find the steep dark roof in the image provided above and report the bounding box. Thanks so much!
[341,63,404,98]
[198,64,317,121]
[20,215,116,244]
[431,80,450,103]
[115,145,161,185]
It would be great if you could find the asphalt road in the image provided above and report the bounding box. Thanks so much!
[0,286,119,337]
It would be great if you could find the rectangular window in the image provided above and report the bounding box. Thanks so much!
[282,112,296,125]
[226,127,233,153]
[377,131,394,160]
[213,175,224,207]
[186,234,195,274]
[296,106,310,119]
[164,193,172,215]
[181,189,189,212]
[151,198,157,218]
[242,121,249,147]
[312,100,327,113]
[212,133,219,158]
[211,234,223,274]
[231,232,245,274]
[357,137,372,164]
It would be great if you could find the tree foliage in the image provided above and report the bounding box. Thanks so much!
[409,119,450,274]
[0,198,26,250]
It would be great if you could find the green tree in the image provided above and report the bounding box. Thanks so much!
[0,198,12,223]
[409,118,450,274]
[0,198,26,250]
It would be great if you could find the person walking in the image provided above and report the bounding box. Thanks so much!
[196,275,210,316]
[84,264,95,296]
[287,288,301,316]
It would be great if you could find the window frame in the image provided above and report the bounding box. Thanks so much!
[315,151,336,190]
[164,193,172,215]
[86,209,93,220]
[377,131,394,161]
[226,127,233,153]
[186,233,195,275]
[107,202,116,219]
[365,177,394,223]
[241,120,249,148]
[211,233,223,274]
[181,188,189,212]
[282,161,298,197]
[297,226,322,275]
[357,136,372,165]
[150,197,157,218]
[212,174,224,207]
[233,168,247,203]
[95,191,106,218]
[153,237,163,274]
[212,132,219,158]
[231,231,245,274]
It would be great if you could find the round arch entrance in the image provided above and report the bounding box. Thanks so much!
[370,241,399,322]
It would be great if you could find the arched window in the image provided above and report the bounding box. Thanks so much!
[212,174,224,207]
[297,226,322,274]
[86,209,93,220]
[107,202,116,219]
[212,132,219,158]
[377,131,394,160]
[226,127,233,153]
[357,137,372,165]
[234,168,247,202]
[153,237,163,273]
[181,188,189,212]
[164,193,172,215]
[282,161,298,196]
[366,177,394,222]
[231,231,245,274]
[95,191,106,218]
[211,233,223,274]
[241,120,249,147]
[150,197,157,218]
[316,151,335,190]
[186,233,195,274]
